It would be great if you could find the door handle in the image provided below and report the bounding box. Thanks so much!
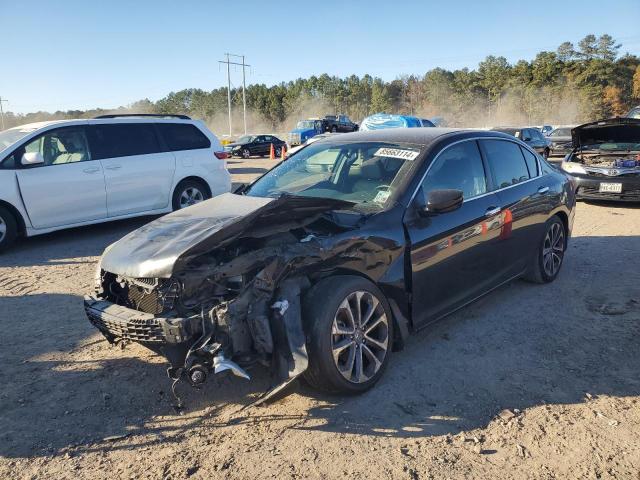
[485,206,501,217]
[537,186,550,194]
[83,167,100,174]
[104,164,122,170]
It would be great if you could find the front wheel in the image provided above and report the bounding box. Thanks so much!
[303,276,392,394]
[242,148,251,159]
[524,216,566,283]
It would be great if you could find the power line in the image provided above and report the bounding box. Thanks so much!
[0,97,8,130]
[219,54,250,136]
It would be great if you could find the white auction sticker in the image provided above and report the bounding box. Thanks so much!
[374,147,419,160]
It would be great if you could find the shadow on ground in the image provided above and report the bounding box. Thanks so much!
[0,234,639,459]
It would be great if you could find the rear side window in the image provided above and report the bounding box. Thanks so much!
[481,139,530,189]
[421,140,487,200]
[88,123,160,159]
[520,147,539,177]
[157,123,211,151]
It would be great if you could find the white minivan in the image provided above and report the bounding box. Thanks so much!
[0,114,231,251]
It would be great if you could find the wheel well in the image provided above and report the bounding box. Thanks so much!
[554,211,569,239]
[174,176,211,197]
[0,200,26,236]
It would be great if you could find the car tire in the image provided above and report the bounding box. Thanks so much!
[524,215,566,284]
[0,206,18,253]
[303,275,393,394]
[172,179,210,211]
[242,149,251,159]
[275,146,283,157]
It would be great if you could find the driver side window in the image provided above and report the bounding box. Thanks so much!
[421,141,487,201]
[22,127,91,167]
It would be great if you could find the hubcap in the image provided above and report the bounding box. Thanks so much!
[243,149,250,158]
[0,216,6,243]
[331,290,389,384]
[542,222,564,277]
[179,187,204,209]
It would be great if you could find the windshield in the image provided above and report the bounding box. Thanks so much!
[0,128,35,153]
[296,121,316,130]
[245,141,422,211]
[550,128,571,137]
[236,135,255,144]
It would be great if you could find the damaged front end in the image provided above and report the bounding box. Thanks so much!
[85,193,368,407]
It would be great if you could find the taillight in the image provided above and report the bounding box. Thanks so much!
[214,151,229,168]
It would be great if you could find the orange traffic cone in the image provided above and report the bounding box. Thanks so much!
[280,145,286,160]
[269,143,275,160]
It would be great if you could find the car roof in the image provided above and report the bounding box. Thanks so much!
[8,117,198,132]
[319,127,501,146]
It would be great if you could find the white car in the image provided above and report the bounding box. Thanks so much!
[0,114,231,251]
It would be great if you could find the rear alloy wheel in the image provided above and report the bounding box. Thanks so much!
[303,276,392,394]
[172,180,210,211]
[0,206,18,253]
[525,216,565,283]
[275,146,283,157]
[242,148,251,159]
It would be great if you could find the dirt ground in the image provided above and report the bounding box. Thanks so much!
[1,156,639,479]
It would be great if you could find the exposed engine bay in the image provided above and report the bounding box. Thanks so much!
[576,152,640,170]
[84,193,404,409]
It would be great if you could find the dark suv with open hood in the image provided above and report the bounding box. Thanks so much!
[560,118,640,201]
[85,128,575,406]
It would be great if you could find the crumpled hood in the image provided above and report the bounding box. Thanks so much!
[100,193,273,278]
[100,193,355,279]
[572,117,640,149]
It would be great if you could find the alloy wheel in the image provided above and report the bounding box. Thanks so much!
[542,222,564,277]
[242,149,251,159]
[331,290,389,384]
[179,187,204,209]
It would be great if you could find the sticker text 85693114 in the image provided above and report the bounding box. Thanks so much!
[374,147,420,160]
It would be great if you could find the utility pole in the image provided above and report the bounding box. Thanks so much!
[0,97,8,131]
[219,54,250,136]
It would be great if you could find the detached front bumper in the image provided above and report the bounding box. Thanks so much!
[570,174,640,202]
[84,296,201,345]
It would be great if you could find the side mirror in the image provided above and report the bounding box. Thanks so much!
[21,152,45,166]
[423,189,463,215]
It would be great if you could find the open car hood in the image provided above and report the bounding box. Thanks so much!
[572,117,640,149]
[100,193,354,279]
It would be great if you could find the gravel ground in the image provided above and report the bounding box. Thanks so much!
[0,157,639,479]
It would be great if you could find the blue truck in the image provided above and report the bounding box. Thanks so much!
[288,115,359,146]
[288,119,325,146]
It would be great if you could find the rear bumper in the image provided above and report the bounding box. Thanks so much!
[84,296,200,344]
[571,175,640,202]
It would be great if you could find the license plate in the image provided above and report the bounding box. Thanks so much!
[599,183,622,193]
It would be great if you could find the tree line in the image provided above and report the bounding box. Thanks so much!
[4,34,640,132]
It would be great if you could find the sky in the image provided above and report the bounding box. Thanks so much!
[1,0,639,114]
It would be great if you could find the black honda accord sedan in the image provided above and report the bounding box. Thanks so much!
[85,128,575,405]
